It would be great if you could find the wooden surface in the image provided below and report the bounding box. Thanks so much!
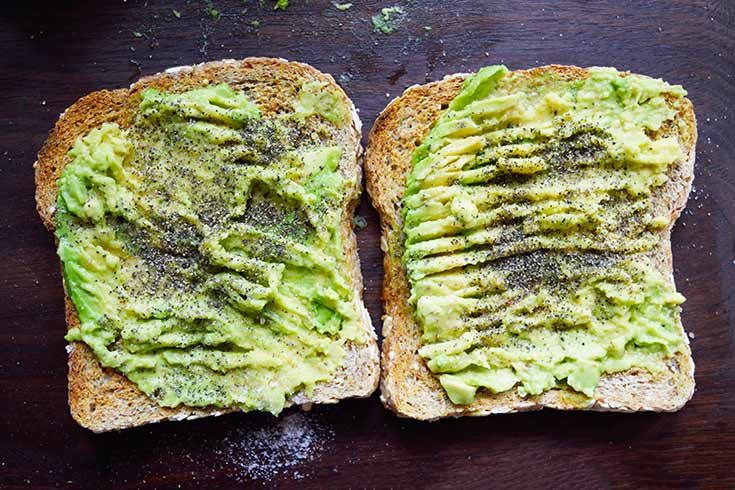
[2,1,734,488]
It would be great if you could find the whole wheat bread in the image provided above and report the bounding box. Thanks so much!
[365,65,696,420]
[35,57,380,432]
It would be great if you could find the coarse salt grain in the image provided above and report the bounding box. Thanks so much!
[221,412,333,482]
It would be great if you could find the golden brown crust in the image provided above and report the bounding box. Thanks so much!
[36,58,379,432]
[365,65,696,420]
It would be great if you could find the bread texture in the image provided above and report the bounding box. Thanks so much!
[365,65,696,420]
[35,58,379,432]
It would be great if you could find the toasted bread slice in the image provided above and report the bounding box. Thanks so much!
[365,65,696,420]
[35,58,379,432]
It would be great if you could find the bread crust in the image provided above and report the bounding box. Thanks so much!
[365,65,696,420]
[35,58,379,432]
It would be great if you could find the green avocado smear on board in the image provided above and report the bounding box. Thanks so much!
[57,82,364,414]
[403,65,689,404]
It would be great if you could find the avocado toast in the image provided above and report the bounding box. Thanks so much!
[366,65,696,419]
[35,58,379,432]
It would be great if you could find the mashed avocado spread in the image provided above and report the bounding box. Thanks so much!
[57,82,364,414]
[403,66,689,404]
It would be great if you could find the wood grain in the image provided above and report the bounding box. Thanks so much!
[1,0,734,488]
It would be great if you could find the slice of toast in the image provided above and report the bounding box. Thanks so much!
[365,65,696,420]
[35,57,379,432]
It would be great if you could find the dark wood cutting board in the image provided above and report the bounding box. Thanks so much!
[2,1,734,488]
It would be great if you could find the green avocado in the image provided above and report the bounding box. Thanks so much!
[371,6,406,34]
[57,82,362,414]
[294,81,349,127]
[403,66,688,405]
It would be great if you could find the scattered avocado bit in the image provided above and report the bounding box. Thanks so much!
[371,6,406,34]
[172,9,182,18]
[203,0,220,19]
[132,31,143,38]
[274,0,289,10]
[250,19,261,28]
[335,2,352,10]
[423,25,432,32]
[353,215,368,229]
